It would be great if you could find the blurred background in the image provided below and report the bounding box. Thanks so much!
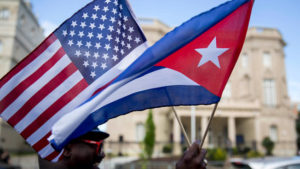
[0,0,299,169]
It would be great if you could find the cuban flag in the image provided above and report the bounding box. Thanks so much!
[49,0,254,151]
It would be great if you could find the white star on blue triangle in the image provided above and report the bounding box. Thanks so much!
[195,37,229,68]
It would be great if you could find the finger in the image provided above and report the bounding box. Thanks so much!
[184,143,200,162]
[200,162,207,169]
[194,149,207,165]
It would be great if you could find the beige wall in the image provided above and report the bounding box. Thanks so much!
[0,0,44,152]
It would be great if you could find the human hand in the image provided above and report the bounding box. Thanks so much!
[176,142,207,169]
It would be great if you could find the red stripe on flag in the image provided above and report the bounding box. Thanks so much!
[32,132,51,151]
[0,47,65,114]
[0,34,57,88]
[21,79,88,139]
[45,151,60,161]
[92,77,116,96]
[8,63,77,126]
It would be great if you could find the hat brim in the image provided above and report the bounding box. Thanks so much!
[77,130,109,141]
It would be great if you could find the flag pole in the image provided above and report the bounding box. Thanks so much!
[172,106,191,147]
[199,102,219,149]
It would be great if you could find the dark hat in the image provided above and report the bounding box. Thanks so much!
[76,128,109,141]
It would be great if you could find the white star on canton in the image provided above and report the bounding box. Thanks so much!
[93,52,100,59]
[87,32,94,39]
[78,31,84,38]
[112,55,118,61]
[103,6,109,12]
[113,46,119,52]
[104,44,111,51]
[112,8,117,15]
[102,53,109,60]
[106,35,112,41]
[75,50,81,57]
[71,21,77,27]
[62,30,67,36]
[127,35,132,41]
[97,33,103,40]
[95,43,101,49]
[83,61,89,67]
[94,5,100,11]
[90,71,96,78]
[126,43,131,49]
[135,37,141,44]
[128,27,134,33]
[84,51,90,58]
[121,41,125,46]
[69,30,75,37]
[108,26,114,32]
[118,12,122,18]
[122,33,126,38]
[82,13,88,19]
[68,40,73,46]
[99,24,105,30]
[89,23,96,29]
[123,16,128,22]
[195,37,229,68]
[119,4,123,10]
[115,37,120,43]
[113,0,118,6]
[101,63,107,69]
[122,25,126,30]
[91,14,98,20]
[105,0,111,4]
[92,62,98,69]
[77,41,83,47]
[118,20,121,26]
[120,49,124,55]
[100,15,107,21]
[86,42,92,48]
[110,17,116,23]
[116,28,121,34]
[80,22,87,28]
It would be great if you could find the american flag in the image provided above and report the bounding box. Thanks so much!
[0,0,147,161]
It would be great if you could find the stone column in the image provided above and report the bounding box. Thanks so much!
[173,117,181,154]
[228,117,236,147]
[201,116,208,147]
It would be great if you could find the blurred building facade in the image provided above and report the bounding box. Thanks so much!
[105,19,297,157]
[0,0,44,152]
[0,0,296,157]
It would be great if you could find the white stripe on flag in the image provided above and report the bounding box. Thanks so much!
[0,40,61,100]
[97,68,199,109]
[15,70,83,133]
[39,144,55,158]
[1,55,71,120]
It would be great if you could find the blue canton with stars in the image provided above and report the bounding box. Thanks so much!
[54,0,146,84]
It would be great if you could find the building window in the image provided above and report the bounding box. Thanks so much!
[136,123,145,142]
[263,79,277,106]
[269,125,278,142]
[241,53,248,68]
[263,52,271,68]
[223,82,231,98]
[0,8,10,19]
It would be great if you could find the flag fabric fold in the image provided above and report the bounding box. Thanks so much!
[49,0,254,151]
[0,0,148,161]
